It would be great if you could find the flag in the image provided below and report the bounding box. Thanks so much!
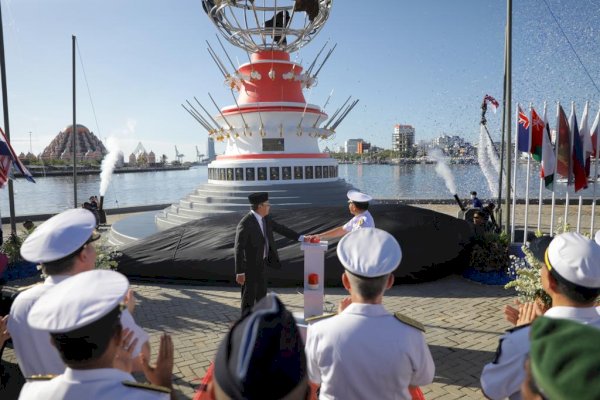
[0,127,35,187]
[530,107,544,162]
[517,106,530,152]
[568,105,588,192]
[484,94,499,113]
[590,107,599,158]
[555,104,571,180]
[579,102,593,177]
[540,106,555,189]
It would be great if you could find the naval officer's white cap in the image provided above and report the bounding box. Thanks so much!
[347,189,372,203]
[595,230,600,246]
[337,228,402,278]
[28,269,128,333]
[545,232,600,288]
[20,208,99,264]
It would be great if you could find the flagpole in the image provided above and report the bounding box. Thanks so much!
[591,104,600,234]
[511,104,518,243]
[551,102,561,236]
[504,0,513,238]
[497,28,508,231]
[72,35,78,208]
[523,104,533,243]
[0,2,17,235]
[537,176,543,232]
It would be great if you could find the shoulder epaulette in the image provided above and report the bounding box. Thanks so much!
[305,312,337,323]
[123,381,171,394]
[506,323,531,333]
[394,312,425,332]
[18,282,43,292]
[26,374,57,381]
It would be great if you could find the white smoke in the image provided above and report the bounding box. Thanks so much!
[429,148,457,195]
[99,137,121,196]
[478,125,500,197]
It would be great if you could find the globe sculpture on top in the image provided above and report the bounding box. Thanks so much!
[203,0,331,53]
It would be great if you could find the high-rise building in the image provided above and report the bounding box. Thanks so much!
[345,138,363,154]
[392,124,415,153]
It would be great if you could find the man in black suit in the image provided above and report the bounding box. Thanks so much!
[234,192,304,315]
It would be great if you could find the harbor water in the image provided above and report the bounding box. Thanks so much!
[1,163,599,217]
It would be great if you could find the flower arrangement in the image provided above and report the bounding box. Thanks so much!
[469,230,510,273]
[94,237,121,271]
[505,241,551,308]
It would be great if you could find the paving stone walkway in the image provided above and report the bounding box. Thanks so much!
[2,275,513,399]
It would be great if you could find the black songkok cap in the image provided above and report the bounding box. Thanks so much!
[213,294,307,400]
[248,192,268,205]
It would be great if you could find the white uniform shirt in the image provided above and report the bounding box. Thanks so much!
[481,306,600,400]
[8,274,149,377]
[305,303,434,400]
[342,210,375,233]
[18,367,169,400]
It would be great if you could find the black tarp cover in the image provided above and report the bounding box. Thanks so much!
[117,204,472,286]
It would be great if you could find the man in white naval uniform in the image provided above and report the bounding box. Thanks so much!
[305,228,435,400]
[8,209,150,377]
[313,190,375,241]
[18,269,173,400]
[481,232,600,400]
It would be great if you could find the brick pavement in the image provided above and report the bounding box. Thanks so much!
[2,275,513,399]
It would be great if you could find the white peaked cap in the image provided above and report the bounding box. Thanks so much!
[20,209,98,264]
[595,230,600,246]
[337,228,402,278]
[28,270,128,333]
[347,189,372,203]
[546,232,600,288]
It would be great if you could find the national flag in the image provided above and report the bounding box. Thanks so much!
[579,102,593,177]
[530,107,544,162]
[568,105,588,192]
[0,127,35,187]
[540,106,555,189]
[484,94,500,113]
[555,104,571,181]
[517,105,530,152]
[590,107,599,158]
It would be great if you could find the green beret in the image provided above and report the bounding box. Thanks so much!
[530,317,600,400]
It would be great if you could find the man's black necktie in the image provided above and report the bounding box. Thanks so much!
[262,218,269,258]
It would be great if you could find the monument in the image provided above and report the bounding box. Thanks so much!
[114,1,473,285]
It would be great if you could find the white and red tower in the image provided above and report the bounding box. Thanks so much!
[157,0,355,228]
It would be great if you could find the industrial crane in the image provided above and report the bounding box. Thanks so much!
[174,146,184,164]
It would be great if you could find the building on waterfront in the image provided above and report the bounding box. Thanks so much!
[40,124,107,162]
[345,138,372,154]
[206,137,216,162]
[392,124,415,154]
[432,134,476,157]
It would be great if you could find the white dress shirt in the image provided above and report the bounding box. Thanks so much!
[305,303,434,400]
[481,306,600,400]
[8,274,149,377]
[342,210,375,233]
[18,367,169,400]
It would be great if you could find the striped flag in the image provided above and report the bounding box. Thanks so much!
[568,105,588,192]
[530,107,544,161]
[540,106,555,189]
[0,127,35,187]
[555,104,571,181]
[579,102,593,177]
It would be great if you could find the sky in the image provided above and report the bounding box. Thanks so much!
[1,0,600,161]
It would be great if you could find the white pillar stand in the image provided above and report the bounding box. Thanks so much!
[301,240,329,319]
[294,240,328,342]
